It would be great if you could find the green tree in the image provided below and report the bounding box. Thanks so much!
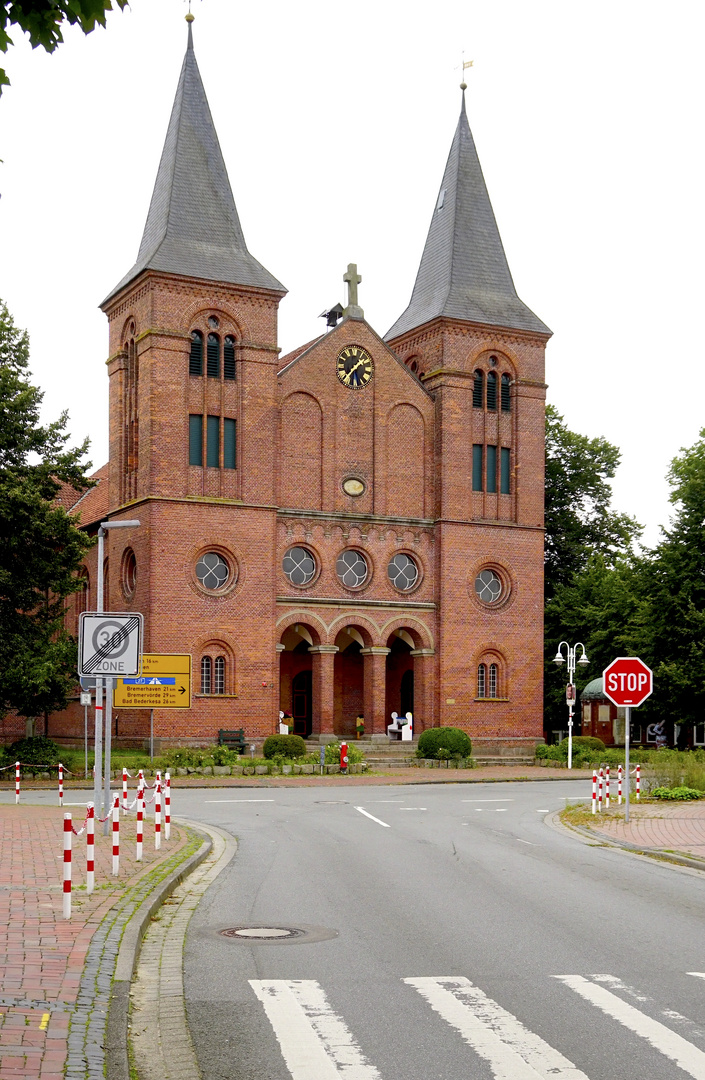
[0,0,127,95]
[0,299,93,721]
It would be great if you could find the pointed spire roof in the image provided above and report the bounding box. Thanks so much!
[103,18,285,306]
[385,92,548,341]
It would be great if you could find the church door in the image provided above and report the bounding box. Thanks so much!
[292,670,312,738]
[400,669,414,717]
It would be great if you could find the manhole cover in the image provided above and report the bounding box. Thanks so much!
[216,923,338,945]
[221,926,304,941]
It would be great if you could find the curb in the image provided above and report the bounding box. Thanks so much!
[552,810,705,874]
[105,827,213,1080]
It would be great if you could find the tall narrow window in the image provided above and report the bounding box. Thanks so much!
[223,418,236,470]
[472,444,483,492]
[486,371,497,410]
[473,369,484,408]
[224,336,236,380]
[489,663,498,698]
[501,373,511,412]
[486,445,497,493]
[214,656,226,694]
[189,414,203,466]
[207,333,220,378]
[201,656,212,694]
[477,664,486,698]
[206,415,220,467]
[500,447,511,494]
[190,331,204,375]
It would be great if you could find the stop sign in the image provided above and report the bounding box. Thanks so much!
[602,656,653,707]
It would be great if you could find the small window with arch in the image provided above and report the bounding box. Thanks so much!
[501,373,511,412]
[207,333,220,378]
[224,336,236,380]
[473,369,484,408]
[214,655,226,694]
[201,656,212,694]
[486,370,497,410]
[477,663,486,698]
[189,331,204,376]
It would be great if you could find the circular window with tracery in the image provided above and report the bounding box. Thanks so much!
[336,550,368,589]
[283,546,316,587]
[474,569,503,604]
[196,552,230,592]
[387,553,418,592]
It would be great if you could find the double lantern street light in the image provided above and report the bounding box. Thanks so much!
[553,641,589,769]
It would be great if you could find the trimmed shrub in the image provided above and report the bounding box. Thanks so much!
[263,734,307,760]
[8,736,61,767]
[651,785,704,800]
[551,735,606,759]
[417,727,472,760]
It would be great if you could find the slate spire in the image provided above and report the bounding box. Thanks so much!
[103,17,284,304]
[385,90,548,340]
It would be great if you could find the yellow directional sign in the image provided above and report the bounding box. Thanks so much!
[113,654,191,709]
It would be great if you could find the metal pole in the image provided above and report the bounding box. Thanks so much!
[567,647,575,770]
[93,527,105,814]
[84,704,88,780]
[103,678,113,835]
[150,709,154,761]
[624,705,631,823]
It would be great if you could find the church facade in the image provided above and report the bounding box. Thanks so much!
[60,20,550,753]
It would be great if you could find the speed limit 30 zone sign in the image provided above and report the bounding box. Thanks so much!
[79,612,143,677]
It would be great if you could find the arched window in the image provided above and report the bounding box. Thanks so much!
[473,369,484,408]
[486,371,497,410]
[207,333,220,378]
[501,373,511,412]
[190,331,204,376]
[201,656,212,694]
[489,663,498,698]
[224,336,236,380]
[214,656,226,694]
[477,663,486,699]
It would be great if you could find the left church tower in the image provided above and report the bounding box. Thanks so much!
[99,16,286,740]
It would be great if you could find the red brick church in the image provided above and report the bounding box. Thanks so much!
[57,19,550,753]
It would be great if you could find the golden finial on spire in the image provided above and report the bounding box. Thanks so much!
[185,0,194,23]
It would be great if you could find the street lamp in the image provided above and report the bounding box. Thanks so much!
[553,641,589,769]
[94,520,140,824]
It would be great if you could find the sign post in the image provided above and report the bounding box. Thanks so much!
[602,656,653,822]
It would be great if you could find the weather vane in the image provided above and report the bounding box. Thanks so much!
[459,53,474,90]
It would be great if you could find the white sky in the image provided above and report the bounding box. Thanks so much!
[1,0,703,548]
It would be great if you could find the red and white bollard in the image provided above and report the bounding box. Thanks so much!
[58,763,64,807]
[636,763,641,801]
[592,770,597,814]
[86,804,95,894]
[165,772,171,841]
[155,777,162,850]
[136,788,144,862]
[15,761,20,804]
[605,765,610,809]
[138,769,144,800]
[122,767,128,809]
[112,797,120,875]
[598,768,603,813]
[63,813,72,920]
[618,764,623,805]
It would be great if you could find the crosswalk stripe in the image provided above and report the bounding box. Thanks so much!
[249,979,382,1080]
[404,976,590,1079]
[556,975,705,1079]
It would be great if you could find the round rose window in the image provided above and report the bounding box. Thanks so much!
[283,547,316,586]
[196,552,230,591]
[336,550,368,588]
[387,553,418,591]
[474,569,502,603]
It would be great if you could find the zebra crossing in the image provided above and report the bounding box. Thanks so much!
[249,973,705,1080]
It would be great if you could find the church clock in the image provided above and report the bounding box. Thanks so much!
[336,345,373,389]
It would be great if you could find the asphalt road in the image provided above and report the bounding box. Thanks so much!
[166,780,705,1080]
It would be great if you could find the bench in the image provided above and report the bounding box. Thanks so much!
[218,728,246,752]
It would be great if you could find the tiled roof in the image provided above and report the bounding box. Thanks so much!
[385,93,550,341]
[68,463,110,527]
[278,336,325,374]
[103,22,285,306]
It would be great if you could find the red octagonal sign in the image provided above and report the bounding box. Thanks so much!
[602,656,653,708]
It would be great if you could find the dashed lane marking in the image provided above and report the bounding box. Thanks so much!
[354,807,390,828]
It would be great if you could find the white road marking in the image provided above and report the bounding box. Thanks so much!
[536,809,550,813]
[398,807,427,811]
[556,975,705,1078]
[249,979,382,1080]
[205,799,275,803]
[355,807,390,828]
[688,973,705,980]
[462,799,514,803]
[474,808,508,812]
[404,976,589,1079]
[517,839,535,845]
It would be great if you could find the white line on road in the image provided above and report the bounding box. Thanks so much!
[249,979,382,1080]
[517,839,535,845]
[536,809,550,813]
[688,973,705,981]
[404,976,589,1079]
[354,807,390,828]
[556,975,705,1078]
[398,807,427,811]
[474,808,508,812]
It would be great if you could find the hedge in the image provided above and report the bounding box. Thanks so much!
[417,727,472,759]
[262,734,307,759]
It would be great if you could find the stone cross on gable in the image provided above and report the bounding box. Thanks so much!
[343,263,364,320]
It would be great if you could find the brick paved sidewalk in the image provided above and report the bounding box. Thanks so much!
[586,801,705,860]
[0,803,188,1080]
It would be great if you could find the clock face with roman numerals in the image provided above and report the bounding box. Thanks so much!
[336,345,373,389]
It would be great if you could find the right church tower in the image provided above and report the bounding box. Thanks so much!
[386,86,550,753]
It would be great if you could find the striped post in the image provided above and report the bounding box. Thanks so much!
[63,814,72,920]
[636,763,641,801]
[15,761,20,804]
[138,769,144,800]
[136,787,144,862]
[155,777,162,850]
[592,770,597,814]
[618,763,623,805]
[165,772,171,841]
[112,797,120,875]
[122,767,128,808]
[605,765,610,809]
[58,763,64,807]
[86,804,95,894]
[598,768,603,813]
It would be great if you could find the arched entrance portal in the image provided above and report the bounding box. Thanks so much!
[386,630,415,724]
[334,628,365,739]
[279,624,316,738]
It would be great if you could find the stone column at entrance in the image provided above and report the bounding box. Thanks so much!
[308,645,338,735]
[410,648,436,732]
[361,647,390,735]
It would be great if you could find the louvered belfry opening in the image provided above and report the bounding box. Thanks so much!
[121,335,139,503]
